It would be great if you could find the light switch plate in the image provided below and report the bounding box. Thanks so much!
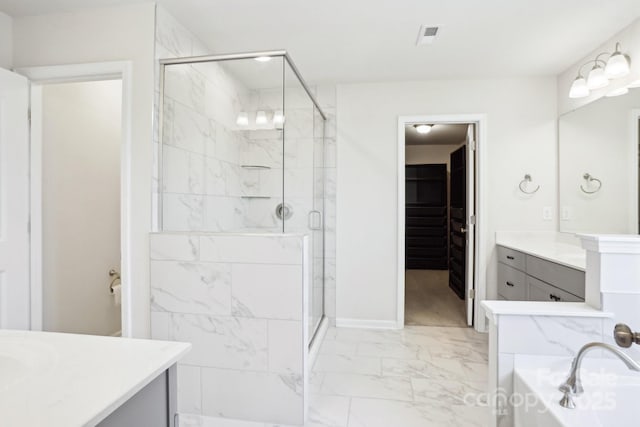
[543,206,553,221]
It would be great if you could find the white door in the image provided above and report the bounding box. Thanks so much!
[0,68,30,329]
[465,124,476,326]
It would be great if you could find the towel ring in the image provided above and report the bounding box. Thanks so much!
[580,173,602,194]
[519,174,540,194]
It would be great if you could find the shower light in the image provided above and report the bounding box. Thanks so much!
[236,112,249,126]
[569,75,589,99]
[606,87,629,97]
[414,124,432,134]
[255,110,268,125]
[273,110,285,126]
[254,56,272,63]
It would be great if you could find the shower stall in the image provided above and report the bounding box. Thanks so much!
[159,51,326,342]
[152,51,326,425]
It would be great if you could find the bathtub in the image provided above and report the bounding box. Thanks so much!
[513,354,640,427]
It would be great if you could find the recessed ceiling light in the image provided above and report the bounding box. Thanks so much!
[414,124,432,134]
[254,56,272,62]
[416,25,440,45]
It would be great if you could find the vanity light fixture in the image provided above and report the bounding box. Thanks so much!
[606,87,629,97]
[414,124,432,134]
[254,56,272,63]
[236,112,249,126]
[568,42,631,98]
[255,110,268,125]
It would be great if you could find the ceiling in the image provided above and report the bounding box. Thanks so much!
[2,0,640,85]
[405,123,468,146]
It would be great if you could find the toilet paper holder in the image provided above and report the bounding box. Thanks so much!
[108,269,121,294]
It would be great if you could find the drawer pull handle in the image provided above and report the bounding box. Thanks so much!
[506,281,515,287]
[549,294,561,301]
[506,256,515,260]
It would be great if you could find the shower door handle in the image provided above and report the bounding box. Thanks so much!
[308,210,322,230]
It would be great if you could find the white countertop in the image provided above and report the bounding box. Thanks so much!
[481,300,611,319]
[496,231,586,270]
[0,330,190,427]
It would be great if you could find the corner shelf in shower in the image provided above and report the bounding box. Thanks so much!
[241,165,272,170]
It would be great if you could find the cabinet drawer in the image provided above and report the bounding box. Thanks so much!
[527,276,583,302]
[497,246,526,271]
[525,255,585,298]
[497,263,527,300]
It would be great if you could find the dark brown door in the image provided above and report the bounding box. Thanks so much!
[449,146,466,299]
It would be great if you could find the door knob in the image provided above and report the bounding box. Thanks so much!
[460,227,467,233]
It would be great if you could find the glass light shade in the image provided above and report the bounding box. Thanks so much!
[273,110,285,125]
[254,56,272,62]
[236,112,249,126]
[605,52,630,78]
[255,110,268,125]
[569,76,590,98]
[606,87,629,97]
[587,65,609,90]
[414,124,432,134]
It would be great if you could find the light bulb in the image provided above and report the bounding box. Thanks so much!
[569,76,590,98]
[587,65,609,90]
[255,110,268,125]
[606,87,629,97]
[273,110,285,125]
[236,112,249,126]
[605,51,630,79]
[414,124,432,134]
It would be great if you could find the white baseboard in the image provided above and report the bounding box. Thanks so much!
[336,318,401,330]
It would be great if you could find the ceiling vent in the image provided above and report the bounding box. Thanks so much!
[416,25,440,45]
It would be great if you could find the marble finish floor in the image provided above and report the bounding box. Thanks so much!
[184,325,489,427]
[405,270,467,327]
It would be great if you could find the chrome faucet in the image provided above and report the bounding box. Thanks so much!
[558,342,640,409]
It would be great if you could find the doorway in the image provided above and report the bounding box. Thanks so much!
[40,80,123,335]
[20,62,133,336]
[397,115,485,330]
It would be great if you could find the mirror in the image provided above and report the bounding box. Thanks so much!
[559,89,640,234]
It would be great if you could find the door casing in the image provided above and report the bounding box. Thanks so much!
[397,114,487,331]
[18,61,134,337]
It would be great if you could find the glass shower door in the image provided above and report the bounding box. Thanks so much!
[283,62,325,343]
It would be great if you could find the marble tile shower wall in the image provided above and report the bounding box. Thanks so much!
[155,8,252,232]
[149,233,309,425]
[153,6,338,324]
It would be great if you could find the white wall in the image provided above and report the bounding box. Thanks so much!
[42,80,122,335]
[405,143,463,170]
[0,11,11,69]
[336,78,557,325]
[12,3,156,337]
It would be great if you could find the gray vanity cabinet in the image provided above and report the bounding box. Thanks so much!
[496,245,585,302]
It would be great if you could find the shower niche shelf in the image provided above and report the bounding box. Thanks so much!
[241,165,272,170]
